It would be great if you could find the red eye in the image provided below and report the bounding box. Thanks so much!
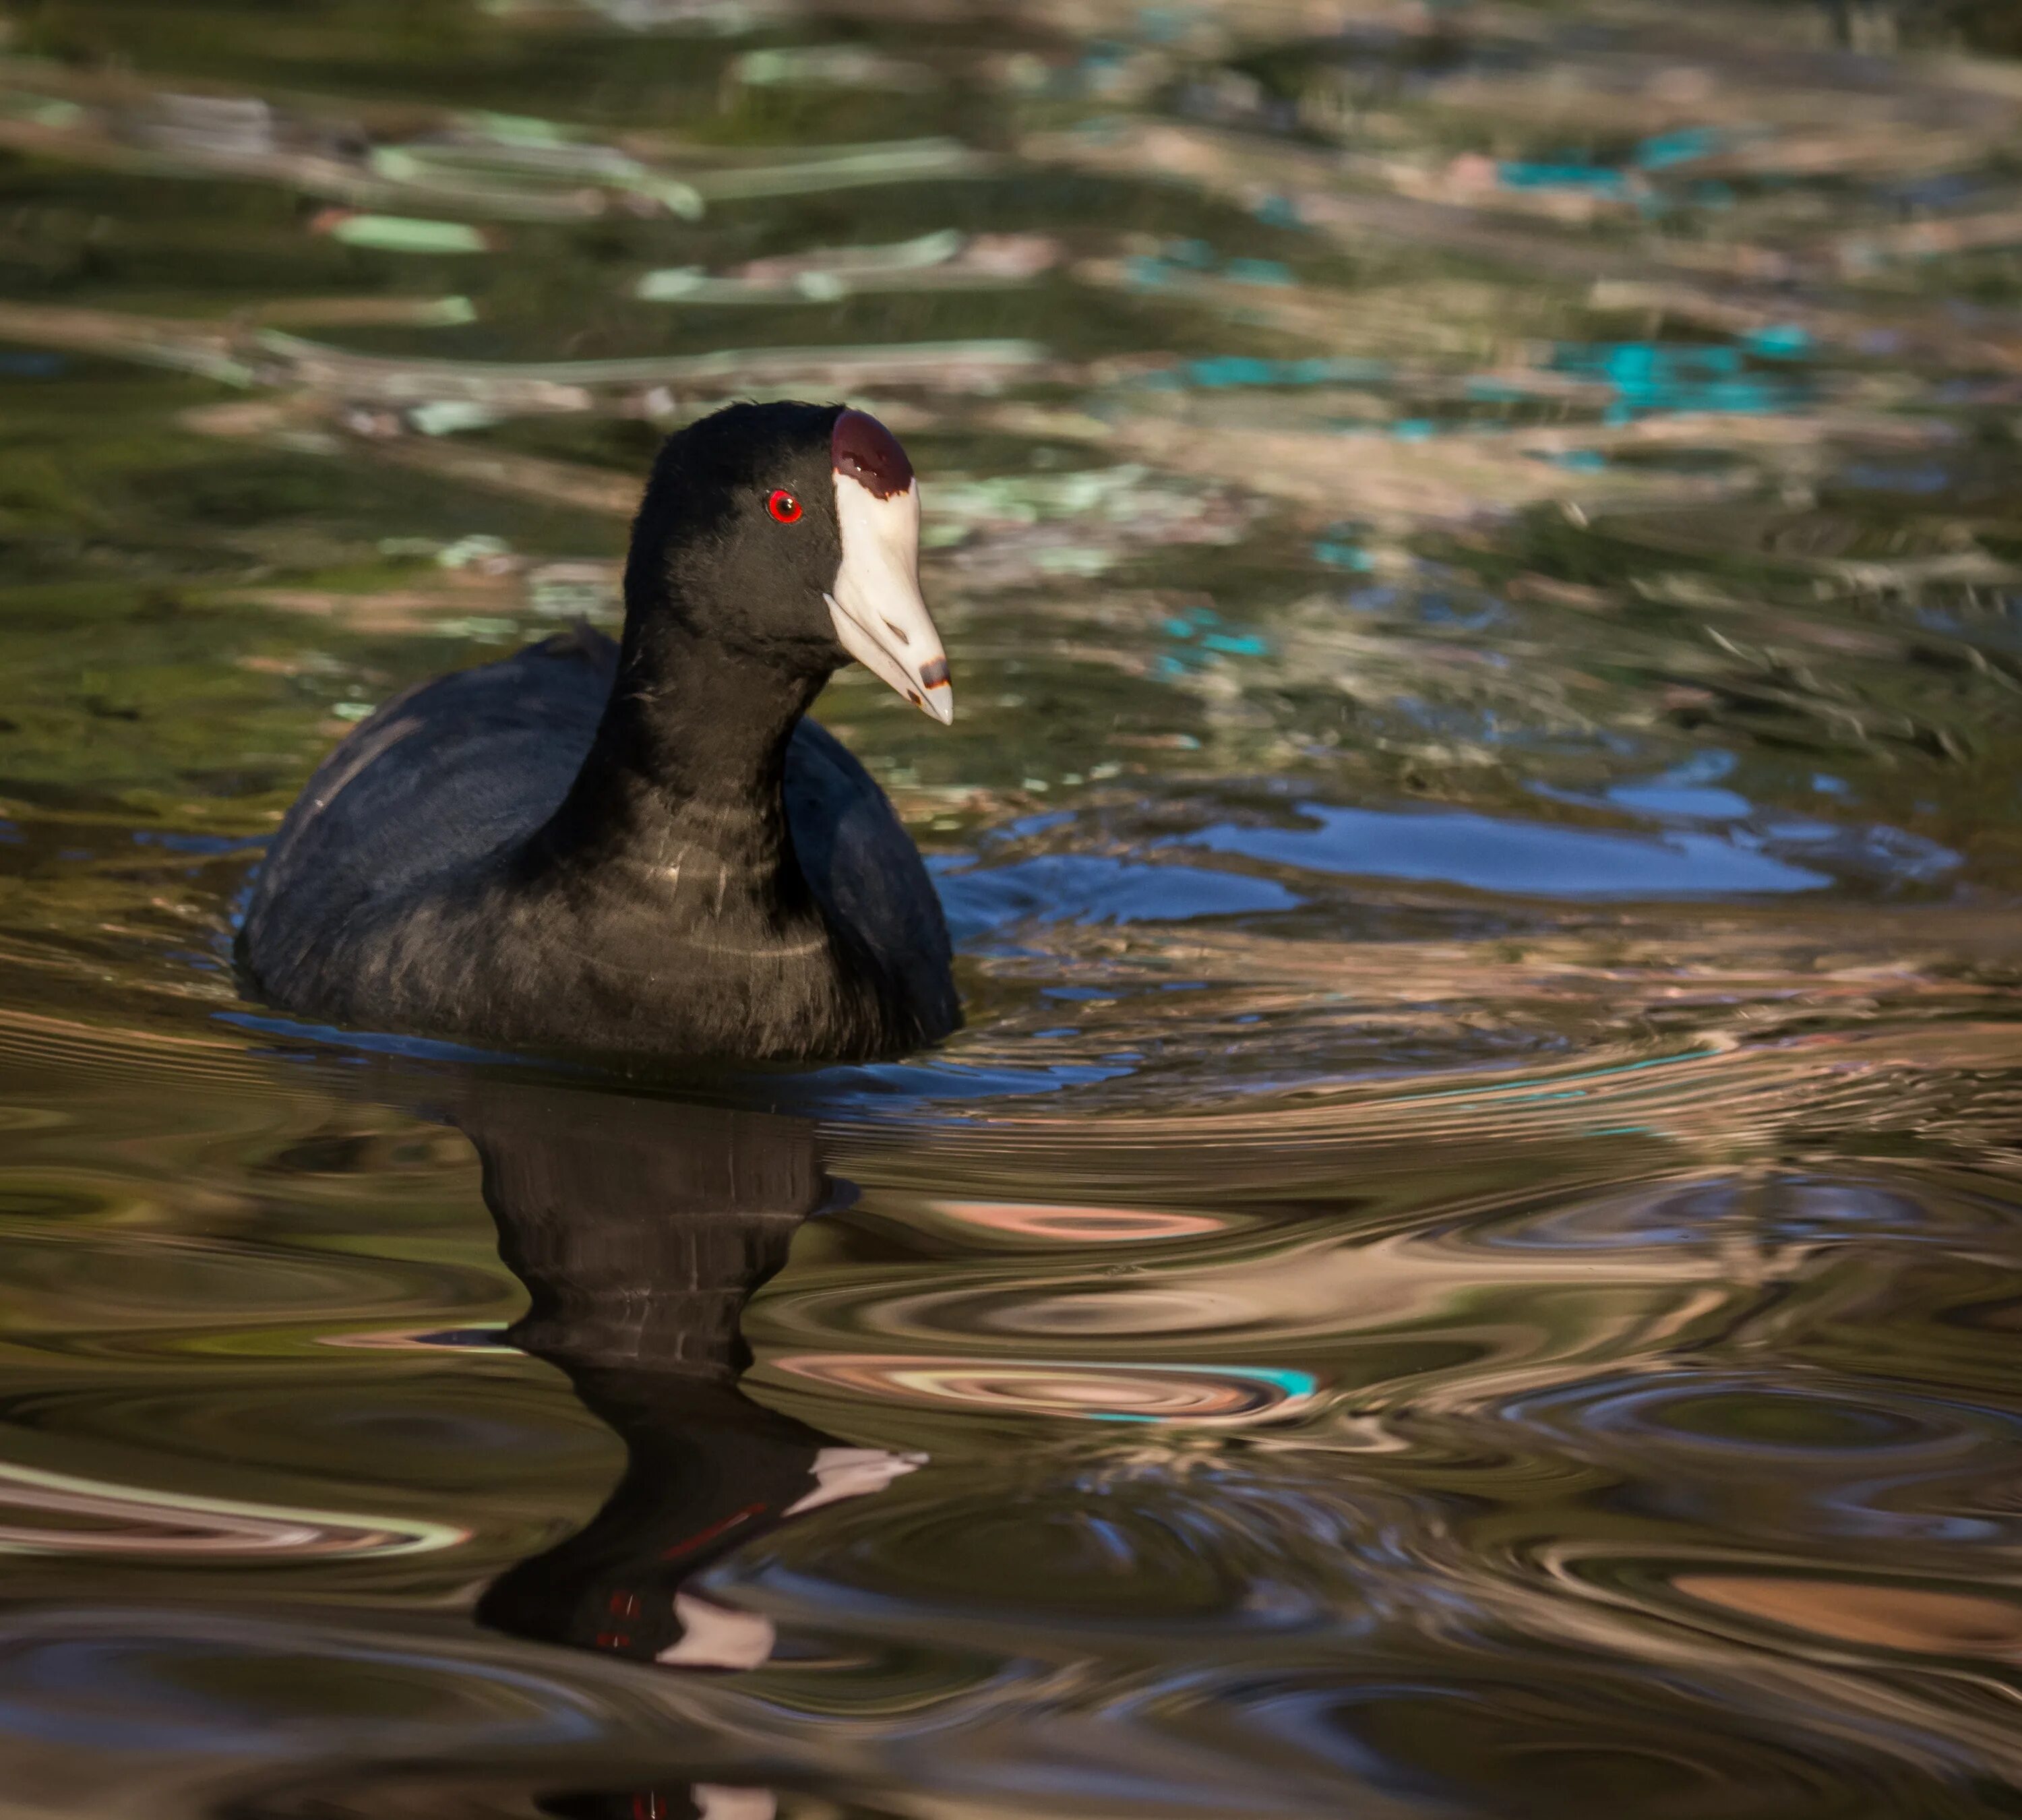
[767,488,802,524]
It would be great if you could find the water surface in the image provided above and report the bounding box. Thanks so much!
[3,0,2022,1813]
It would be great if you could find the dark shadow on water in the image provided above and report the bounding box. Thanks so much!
[433,1074,898,1820]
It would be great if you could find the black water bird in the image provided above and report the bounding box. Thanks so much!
[238,401,960,1062]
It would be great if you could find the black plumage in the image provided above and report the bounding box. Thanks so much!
[236,401,960,1062]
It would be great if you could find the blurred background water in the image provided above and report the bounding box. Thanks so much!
[3,0,2022,1814]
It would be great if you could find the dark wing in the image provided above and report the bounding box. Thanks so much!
[785,715,960,1041]
[237,627,617,996]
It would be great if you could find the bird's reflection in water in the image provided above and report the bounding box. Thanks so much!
[439,1079,919,1820]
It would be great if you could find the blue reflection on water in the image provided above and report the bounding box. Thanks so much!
[1179,803,1832,897]
[1548,750,1754,823]
[1606,779,1754,822]
[933,854,1303,943]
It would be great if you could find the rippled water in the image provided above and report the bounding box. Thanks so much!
[4,0,2022,1813]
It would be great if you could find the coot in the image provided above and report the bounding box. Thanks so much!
[237,400,960,1062]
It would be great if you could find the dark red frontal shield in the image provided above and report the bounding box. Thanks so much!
[832,409,914,499]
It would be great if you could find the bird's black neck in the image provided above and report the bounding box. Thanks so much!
[487,589,906,1062]
[532,616,830,903]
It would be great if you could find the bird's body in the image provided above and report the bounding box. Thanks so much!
[236,402,960,1062]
